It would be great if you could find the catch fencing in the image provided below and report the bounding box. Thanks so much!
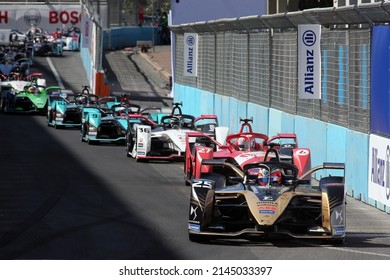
[170,4,384,134]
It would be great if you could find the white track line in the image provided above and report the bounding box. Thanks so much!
[46,57,65,89]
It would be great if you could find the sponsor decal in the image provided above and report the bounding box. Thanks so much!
[190,205,198,220]
[250,186,259,194]
[295,149,309,156]
[81,15,92,48]
[332,226,345,235]
[184,33,198,77]
[49,10,79,25]
[258,205,277,214]
[298,25,321,99]
[24,9,41,26]
[188,223,200,232]
[0,5,81,32]
[369,135,390,207]
[371,145,390,200]
[192,180,212,189]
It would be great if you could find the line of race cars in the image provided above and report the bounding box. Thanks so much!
[0,24,81,113]
[0,58,347,245]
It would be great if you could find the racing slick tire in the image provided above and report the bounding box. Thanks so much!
[55,123,64,129]
[0,97,5,112]
[81,123,87,142]
[125,135,134,157]
[189,233,210,243]
[323,237,345,246]
[87,138,99,145]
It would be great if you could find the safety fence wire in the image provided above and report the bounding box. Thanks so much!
[321,29,349,127]
[231,31,249,101]
[216,33,227,96]
[171,8,373,134]
[248,31,270,107]
[198,33,216,94]
[222,32,234,97]
[348,28,370,133]
[270,29,297,115]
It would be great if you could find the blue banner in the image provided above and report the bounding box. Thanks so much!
[371,26,390,137]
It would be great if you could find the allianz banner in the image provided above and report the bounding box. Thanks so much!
[368,134,390,208]
[183,33,198,77]
[298,25,321,99]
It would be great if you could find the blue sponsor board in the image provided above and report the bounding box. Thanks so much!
[371,26,390,137]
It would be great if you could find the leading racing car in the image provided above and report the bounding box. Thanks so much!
[188,159,346,244]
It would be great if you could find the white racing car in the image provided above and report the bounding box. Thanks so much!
[126,102,221,162]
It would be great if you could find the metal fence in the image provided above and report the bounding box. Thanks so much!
[170,3,384,133]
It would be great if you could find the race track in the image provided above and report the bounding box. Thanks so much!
[0,52,390,260]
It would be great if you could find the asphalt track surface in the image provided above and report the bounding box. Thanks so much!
[1,52,390,260]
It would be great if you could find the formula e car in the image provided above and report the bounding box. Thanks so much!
[125,102,222,161]
[47,89,91,129]
[31,32,63,56]
[80,99,141,145]
[188,160,346,244]
[0,77,51,114]
[184,118,311,185]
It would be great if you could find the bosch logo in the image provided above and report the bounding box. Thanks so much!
[186,36,195,46]
[24,9,41,26]
[302,30,316,47]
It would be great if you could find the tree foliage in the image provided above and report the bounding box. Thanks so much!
[124,0,171,16]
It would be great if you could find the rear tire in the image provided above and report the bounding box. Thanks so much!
[189,233,210,243]
[323,237,345,246]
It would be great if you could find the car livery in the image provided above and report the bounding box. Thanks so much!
[184,118,312,185]
[188,160,346,244]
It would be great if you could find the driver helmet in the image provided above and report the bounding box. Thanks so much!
[28,86,38,94]
[237,137,249,151]
[171,118,180,128]
[257,168,282,186]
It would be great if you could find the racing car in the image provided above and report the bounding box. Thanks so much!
[80,97,141,145]
[0,76,52,114]
[125,102,221,161]
[188,159,346,244]
[31,31,63,56]
[184,118,311,185]
[47,89,94,129]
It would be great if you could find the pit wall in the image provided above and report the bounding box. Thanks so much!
[174,84,373,211]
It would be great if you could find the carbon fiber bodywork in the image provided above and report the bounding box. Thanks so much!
[188,161,346,244]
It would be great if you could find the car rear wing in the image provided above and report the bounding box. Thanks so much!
[267,133,298,146]
[201,159,245,177]
[298,162,345,181]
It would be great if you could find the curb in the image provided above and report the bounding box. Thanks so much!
[138,52,171,83]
